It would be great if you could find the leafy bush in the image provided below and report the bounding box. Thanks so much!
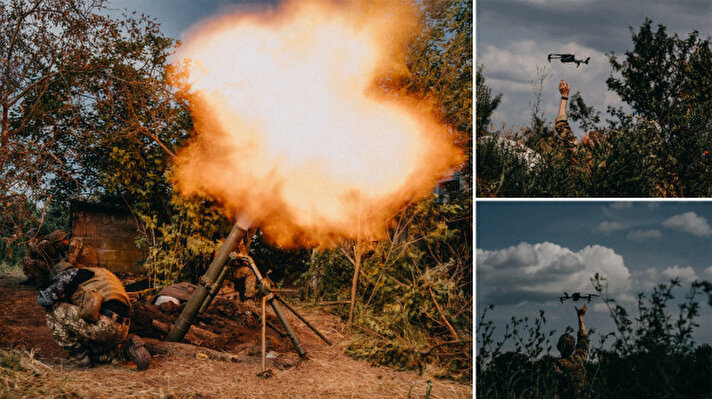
[303,195,472,382]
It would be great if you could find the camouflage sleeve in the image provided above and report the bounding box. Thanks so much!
[554,358,572,375]
[555,117,578,151]
[574,329,590,362]
[37,268,79,307]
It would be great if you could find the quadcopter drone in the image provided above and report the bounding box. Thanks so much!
[560,292,599,303]
[548,53,590,67]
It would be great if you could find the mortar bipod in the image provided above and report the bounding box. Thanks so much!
[236,254,332,360]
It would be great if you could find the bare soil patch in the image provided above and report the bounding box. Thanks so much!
[0,273,472,398]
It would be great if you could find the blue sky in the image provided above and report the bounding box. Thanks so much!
[107,0,277,40]
[477,0,712,134]
[477,201,712,349]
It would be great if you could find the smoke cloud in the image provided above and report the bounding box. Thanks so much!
[170,0,463,247]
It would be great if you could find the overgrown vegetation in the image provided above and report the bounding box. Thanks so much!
[477,19,712,197]
[476,278,712,398]
[303,195,472,381]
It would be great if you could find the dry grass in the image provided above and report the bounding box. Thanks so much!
[0,262,23,281]
[0,274,472,399]
[1,344,472,399]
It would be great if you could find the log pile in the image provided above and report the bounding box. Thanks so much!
[129,295,294,355]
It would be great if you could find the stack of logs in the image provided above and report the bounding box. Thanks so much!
[129,294,294,357]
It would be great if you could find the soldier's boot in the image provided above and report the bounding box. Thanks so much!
[124,334,151,371]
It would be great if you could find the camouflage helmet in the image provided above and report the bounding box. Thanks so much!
[46,230,67,244]
[557,333,575,357]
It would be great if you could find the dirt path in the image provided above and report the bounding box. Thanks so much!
[0,272,472,398]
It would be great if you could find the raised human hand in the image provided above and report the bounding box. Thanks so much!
[559,80,570,97]
[575,304,587,317]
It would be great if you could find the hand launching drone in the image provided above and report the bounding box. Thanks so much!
[560,292,599,303]
[548,53,590,67]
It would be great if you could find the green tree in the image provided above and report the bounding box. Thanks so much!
[0,0,186,258]
[403,0,472,181]
[607,19,712,196]
[476,65,502,138]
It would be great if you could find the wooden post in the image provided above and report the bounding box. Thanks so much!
[261,295,267,372]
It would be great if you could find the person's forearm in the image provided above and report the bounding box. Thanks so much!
[37,267,79,307]
[578,316,586,335]
[558,97,568,120]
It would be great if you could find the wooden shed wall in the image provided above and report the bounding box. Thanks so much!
[71,203,146,274]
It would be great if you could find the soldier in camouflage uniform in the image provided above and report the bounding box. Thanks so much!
[555,80,607,159]
[21,230,70,288]
[554,304,590,399]
[555,80,579,156]
[22,229,100,288]
[66,235,100,269]
[38,266,151,370]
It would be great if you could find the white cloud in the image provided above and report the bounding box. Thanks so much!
[617,293,637,303]
[662,266,698,282]
[593,221,627,234]
[593,293,635,313]
[626,229,662,241]
[477,242,631,305]
[662,212,712,237]
[593,302,608,312]
[703,266,712,280]
[610,202,633,210]
[634,265,699,291]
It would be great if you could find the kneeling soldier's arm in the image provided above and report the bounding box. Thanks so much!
[37,268,80,308]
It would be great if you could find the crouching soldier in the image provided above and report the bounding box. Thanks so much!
[21,230,69,288]
[37,266,151,370]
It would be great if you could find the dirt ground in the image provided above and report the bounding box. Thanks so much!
[0,270,472,399]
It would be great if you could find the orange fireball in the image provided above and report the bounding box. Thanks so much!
[170,0,463,247]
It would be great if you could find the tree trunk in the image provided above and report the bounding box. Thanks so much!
[347,245,361,327]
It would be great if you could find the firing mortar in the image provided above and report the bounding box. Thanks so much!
[166,221,331,359]
[167,222,247,342]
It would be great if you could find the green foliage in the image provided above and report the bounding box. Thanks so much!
[298,248,353,303]
[323,1,472,380]
[403,0,472,179]
[305,195,472,382]
[569,92,602,133]
[249,230,310,286]
[477,279,712,399]
[475,135,536,197]
[607,18,712,196]
[476,66,502,138]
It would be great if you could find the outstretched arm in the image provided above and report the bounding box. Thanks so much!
[558,80,570,120]
[575,304,589,360]
[576,304,587,335]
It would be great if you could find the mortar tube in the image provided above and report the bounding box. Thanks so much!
[198,263,231,314]
[167,222,247,342]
